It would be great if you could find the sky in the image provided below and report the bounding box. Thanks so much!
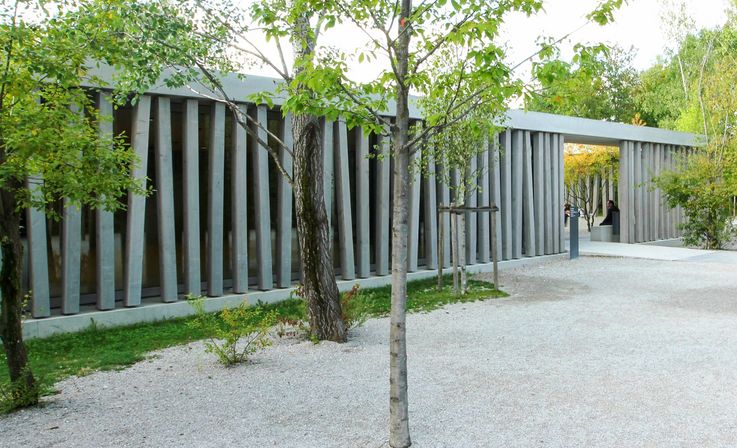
[499,0,732,76]
[242,0,733,85]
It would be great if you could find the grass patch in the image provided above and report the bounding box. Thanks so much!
[0,274,504,410]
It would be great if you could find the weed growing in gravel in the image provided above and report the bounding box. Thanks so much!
[0,367,42,414]
[186,296,278,367]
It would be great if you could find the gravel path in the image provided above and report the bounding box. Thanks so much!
[3,256,737,447]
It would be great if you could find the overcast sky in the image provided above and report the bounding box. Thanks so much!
[501,0,732,74]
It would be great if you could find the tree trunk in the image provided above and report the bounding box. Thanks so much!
[291,113,346,342]
[389,1,413,446]
[289,10,346,343]
[0,181,37,406]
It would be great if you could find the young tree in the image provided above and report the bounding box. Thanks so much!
[94,0,362,342]
[0,1,145,409]
[307,1,626,445]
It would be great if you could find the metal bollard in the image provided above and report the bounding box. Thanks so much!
[570,206,580,260]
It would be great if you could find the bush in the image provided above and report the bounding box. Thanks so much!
[186,296,277,367]
[655,151,735,249]
[0,368,40,414]
[341,284,369,330]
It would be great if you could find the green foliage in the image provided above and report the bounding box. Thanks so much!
[340,284,369,330]
[528,44,640,123]
[655,151,735,249]
[186,296,277,367]
[0,367,41,414]
[0,1,148,214]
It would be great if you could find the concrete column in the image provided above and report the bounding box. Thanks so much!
[500,130,512,260]
[633,142,643,243]
[207,102,226,297]
[465,153,478,264]
[438,163,451,268]
[276,113,294,288]
[543,133,553,254]
[552,134,561,253]
[123,95,151,307]
[231,104,249,293]
[374,130,391,276]
[511,130,523,259]
[489,136,503,262]
[628,141,636,242]
[618,140,629,244]
[532,133,545,255]
[642,143,651,242]
[251,105,273,290]
[558,134,566,251]
[334,120,355,280]
[477,139,490,263]
[408,147,422,272]
[62,104,83,314]
[355,128,370,277]
[26,175,50,317]
[522,131,536,257]
[653,143,662,240]
[182,99,201,296]
[424,151,438,270]
[154,97,178,302]
[608,166,615,206]
[96,92,116,310]
[322,119,334,234]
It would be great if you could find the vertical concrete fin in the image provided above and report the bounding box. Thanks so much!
[154,96,178,303]
[207,102,225,296]
[123,95,151,307]
[477,137,490,263]
[251,104,273,290]
[276,113,294,288]
[183,99,201,296]
[96,92,116,310]
[334,119,355,280]
[424,149,438,270]
[374,128,391,276]
[355,128,370,277]
[522,131,536,257]
[231,104,249,293]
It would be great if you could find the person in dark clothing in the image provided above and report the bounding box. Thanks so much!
[564,203,571,227]
[600,200,619,226]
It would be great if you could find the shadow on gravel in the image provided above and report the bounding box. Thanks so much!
[498,274,590,304]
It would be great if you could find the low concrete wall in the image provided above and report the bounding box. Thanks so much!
[21,253,565,339]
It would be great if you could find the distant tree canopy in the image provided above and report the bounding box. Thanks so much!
[527,44,640,124]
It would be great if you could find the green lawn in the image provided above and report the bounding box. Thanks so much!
[0,274,505,408]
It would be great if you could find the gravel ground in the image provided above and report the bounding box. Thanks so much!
[3,256,737,448]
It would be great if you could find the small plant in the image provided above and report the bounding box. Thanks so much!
[341,284,369,330]
[0,367,41,414]
[186,295,277,367]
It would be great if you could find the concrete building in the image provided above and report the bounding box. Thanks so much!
[18,75,700,338]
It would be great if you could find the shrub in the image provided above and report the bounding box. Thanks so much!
[0,368,40,414]
[186,296,277,367]
[341,284,369,330]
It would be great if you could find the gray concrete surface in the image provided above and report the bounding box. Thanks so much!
[3,256,737,447]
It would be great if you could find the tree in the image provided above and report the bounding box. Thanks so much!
[564,146,619,231]
[527,43,640,123]
[308,1,626,445]
[653,20,737,248]
[93,0,351,342]
[0,1,145,409]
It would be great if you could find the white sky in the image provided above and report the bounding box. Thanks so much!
[239,0,732,86]
[500,0,732,76]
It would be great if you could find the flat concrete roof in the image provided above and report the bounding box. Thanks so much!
[87,66,702,147]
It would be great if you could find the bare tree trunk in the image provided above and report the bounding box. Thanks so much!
[292,114,346,342]
[291,13,346,343]
[0,179,37,406]
[388,1,413,446]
